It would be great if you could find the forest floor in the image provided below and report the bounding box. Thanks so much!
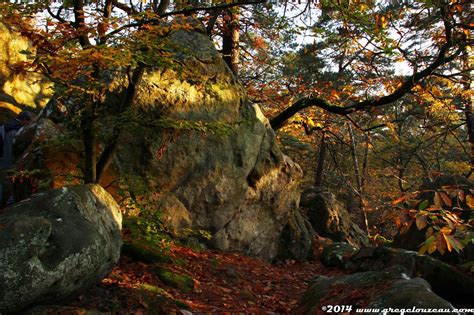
[63,243,345,314]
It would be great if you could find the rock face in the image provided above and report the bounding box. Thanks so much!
[15,20,311,262]
[298,266,456,314]
[300,187,368,247]
[0,185,122,314]
[0,22,51,115]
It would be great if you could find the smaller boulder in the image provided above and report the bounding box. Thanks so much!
[277,210,315,260]
[298,266,456,314]
[0,185,122,314]
[321,242,358,267]
[368,278,455,310]
[343,246,474,307]
[301,187,368,247]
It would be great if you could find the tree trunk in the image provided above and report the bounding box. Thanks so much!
[95,67,144,184]
[82,102,97,184]
[348,123,370,234]
[314,132,327,187]
[462,48,474,177]
[222,9,240,75]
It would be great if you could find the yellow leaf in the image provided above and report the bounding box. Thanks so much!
[445,212,460,224]
[440,226,452,234]
[467,195,474,209]
[428,240,437,254]
[419,243,428,255]
[379,15,389,28]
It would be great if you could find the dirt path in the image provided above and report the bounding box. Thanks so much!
[64,244,344,314]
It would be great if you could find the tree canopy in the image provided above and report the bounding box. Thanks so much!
[0,0,472,254]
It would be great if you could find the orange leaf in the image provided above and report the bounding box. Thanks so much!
[392,194,409,205]
[444,212,460,224]
[443,233,453,252]
[436,233,447,255]
[440,226,452,234]
[416,215,428,230]
[434,192,443,208]
[439,192,452,207]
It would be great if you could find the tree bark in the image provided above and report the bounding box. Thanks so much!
[222,9,240,75]
[348,123,370,234]
[314,133,326,187]
[82,101,97,184]
[73,0,91,48]
[462,48,474,177]
[95,67,145,184]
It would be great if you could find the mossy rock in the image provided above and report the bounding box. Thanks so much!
[121,241,172,264]
[139,283,191,311]
[153,268,193,292]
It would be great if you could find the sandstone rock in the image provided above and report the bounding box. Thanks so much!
[0,185,122,314]
[298,266,456,314]
[0,22,51,114]
[14,21,312,262]
[301,187,368,247]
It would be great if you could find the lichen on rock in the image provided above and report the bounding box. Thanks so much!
[0,185,122,314]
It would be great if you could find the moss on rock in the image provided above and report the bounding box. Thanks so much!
[153,268,193,292]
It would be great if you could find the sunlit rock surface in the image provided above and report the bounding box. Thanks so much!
[15,20,312,262]
[0,23,51,116]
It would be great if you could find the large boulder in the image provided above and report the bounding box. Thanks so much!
[300,187,369,247]
[14,20,311,262]
[0,184,122,314]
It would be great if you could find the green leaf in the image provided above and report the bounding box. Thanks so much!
[418,200,429,211]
